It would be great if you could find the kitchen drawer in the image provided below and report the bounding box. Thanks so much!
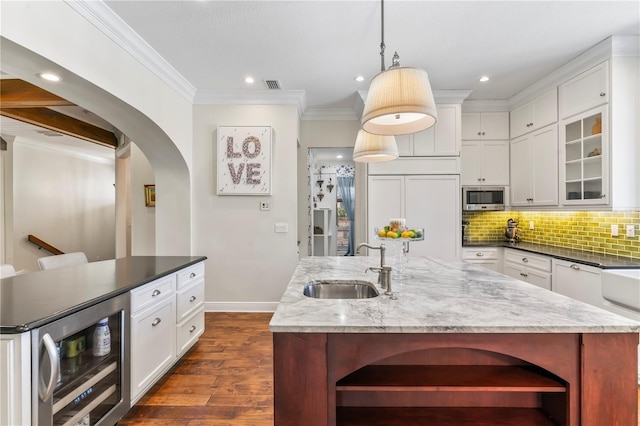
[177,306,205,357]
[503,249,551,272]
[177,262,205,289]
[462,248,501,261]
[131,275,176,313]
[176,279,204,322]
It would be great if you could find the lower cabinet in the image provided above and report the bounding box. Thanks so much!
[552,259,602,308]
[130,261,206,404]
[0,333,31,426]
[502,249,552,290]
[462,248,503,273]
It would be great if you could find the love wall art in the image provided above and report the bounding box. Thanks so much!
[217,126,272,195]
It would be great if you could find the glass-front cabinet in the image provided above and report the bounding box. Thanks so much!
[559,106,608,205]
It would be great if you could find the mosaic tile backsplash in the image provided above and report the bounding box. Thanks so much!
[462,211,640,259]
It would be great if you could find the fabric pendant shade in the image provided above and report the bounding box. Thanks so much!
[362,66,438,136]
[352,129,398,163]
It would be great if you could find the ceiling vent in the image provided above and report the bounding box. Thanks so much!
[264,80,281,90]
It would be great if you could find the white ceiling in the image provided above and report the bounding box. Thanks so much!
[103,0,640,111]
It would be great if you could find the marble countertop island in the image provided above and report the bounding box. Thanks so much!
[269,256,640,334]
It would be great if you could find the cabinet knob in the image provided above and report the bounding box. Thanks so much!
[152,317,162,327]
[600,194,606,198]
[520,272,528,278]
[570,264,581,270]
[481,178,486,181]
[476,252,484,257]
[477,132,482,136]
[600,92,606,97]
[522,257,529,263]
[189,325,197,333]
[190,295,197,303]
[152,289,161,297]
[481,132,485,136]
[190,272,196,278]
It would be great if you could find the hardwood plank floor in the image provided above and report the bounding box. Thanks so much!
[118,312,274,425]
[119,312,640,425]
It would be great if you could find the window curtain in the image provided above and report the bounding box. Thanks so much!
[337,176,355,256]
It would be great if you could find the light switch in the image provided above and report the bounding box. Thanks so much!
[275,223,288,233]
[611,224,619,237]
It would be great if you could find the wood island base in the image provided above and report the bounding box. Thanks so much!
[273,332,638,426]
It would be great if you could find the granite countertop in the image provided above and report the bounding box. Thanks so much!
[0,256,206,333]
[463,240,640,268]
[269,256,640,334]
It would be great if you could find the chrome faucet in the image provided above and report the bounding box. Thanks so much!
[356,243,394,299]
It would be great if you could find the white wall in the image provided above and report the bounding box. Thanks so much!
[193,105,299,311]
[11,139,115,272]
[131,143,155,255]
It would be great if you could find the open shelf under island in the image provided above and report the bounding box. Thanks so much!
[269,256,640,426]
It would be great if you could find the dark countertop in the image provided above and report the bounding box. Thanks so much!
[0,256,206,334]
[463,241,640,269]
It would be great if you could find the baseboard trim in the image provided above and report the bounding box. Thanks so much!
[204,301,278,313]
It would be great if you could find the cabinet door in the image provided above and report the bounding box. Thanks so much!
[461,113,481,140]
[510,103,533,139]
[460,140,483,185]
[509,134,533,206]
[480,112,510,140]
[405,175,460,260]
[395,134,413,157]
[553,260,602,308]
[0,333,30,426]
[131,297,176,402]
[559,61,609,119]
[525,269,552,291]
[367,176,404,244]
[414,104,460,156]
[503,262,525,281]
[532,88,558,131]
[531,124,558,206]
[481,140,510,186]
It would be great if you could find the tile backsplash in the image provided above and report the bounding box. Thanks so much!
[462,211,640,259]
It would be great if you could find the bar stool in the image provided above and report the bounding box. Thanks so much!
[0,264,16,278]
[37,252,88,270]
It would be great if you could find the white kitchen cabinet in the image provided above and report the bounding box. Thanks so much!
[559,106,609,206]
[130,275,176,404]
[462,247,503,273]
[368,174,460,261]
[396,104,460,157]
[502,249,552,290]
[552,259,602,308]
[0,333,31,426]
[510,88,558,139]
[461,112,510,140]
[312,208,334,256]
[460,140,509,186]
[559,61,609,119]
[510,124,558,207]
[176,262,205,357]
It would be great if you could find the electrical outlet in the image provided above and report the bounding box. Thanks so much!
[274,223,288,233]
[626,225,636,238]
[611,224,619,237]
[529,221,534,230]
[260,201,270,211]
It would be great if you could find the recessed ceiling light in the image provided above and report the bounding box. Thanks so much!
[354,75,365,82]
[336,155,343,159]
[244,76,255,84]
[479,75,490,83]
[38,72,61,82]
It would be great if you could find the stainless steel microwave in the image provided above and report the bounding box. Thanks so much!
[462,187,505,211]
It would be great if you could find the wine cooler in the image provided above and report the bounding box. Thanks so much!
[31,293,130,426]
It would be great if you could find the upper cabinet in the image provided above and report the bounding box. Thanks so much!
[559,61,609,120]
[510,88,558,139]
[461,112,510,140]
[396,104,460,157]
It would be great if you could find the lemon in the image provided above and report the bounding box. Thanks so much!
[378,229,387,238]
[386,231,397,238]
[408,230,416,238]
[401,231,410,238]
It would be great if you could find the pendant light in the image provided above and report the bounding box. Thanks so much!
[361,0,437,136]
[352,129,398,163]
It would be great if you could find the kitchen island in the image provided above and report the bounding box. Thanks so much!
[269,256,640,426]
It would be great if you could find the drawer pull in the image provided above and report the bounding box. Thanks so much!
[152,289,161,297]
[476,252,484,257]
[522,257,529,263]
[600,92,606,97]
[189,325,197,333]
[190,272,196,278]
[190,295,197,303]
[151,317,162,327]
[520,272,528,278]
[570,264,581,270]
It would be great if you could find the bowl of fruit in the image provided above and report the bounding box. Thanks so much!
[375,226,424,240]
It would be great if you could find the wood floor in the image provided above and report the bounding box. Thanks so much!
[118,312,640,425]
[118,312,274,425]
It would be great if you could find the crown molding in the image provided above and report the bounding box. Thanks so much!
[193,89,307,116]
[461,100,511,113]
[66,0,197,102]
[612,35,640,57]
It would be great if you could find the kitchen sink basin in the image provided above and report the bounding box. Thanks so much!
[601,269,640,312]
[303,280,379,299]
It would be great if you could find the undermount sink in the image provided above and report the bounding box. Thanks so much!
[601,269,640,312]
[303,280,379,299]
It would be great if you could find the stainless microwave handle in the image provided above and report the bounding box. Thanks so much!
[39,333,59,402]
